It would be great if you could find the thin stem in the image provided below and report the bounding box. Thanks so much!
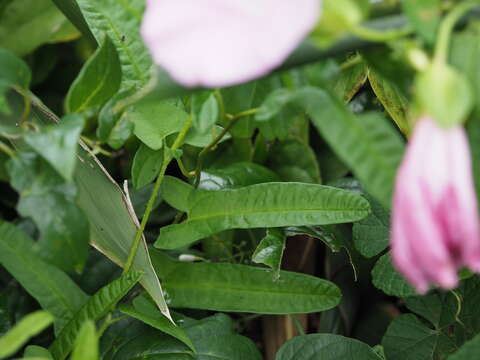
[0,140,15,157]
[351,23,413,42]
[123,117,193,274]
[97,314,129,338]
[435,1,478,64]
[290,315,306,336]
[193,108,259,187]
[214,89,226,121]
[176,157,195,177]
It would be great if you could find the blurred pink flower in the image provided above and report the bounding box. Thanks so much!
[141,0,321,88]
[392,116,480,294]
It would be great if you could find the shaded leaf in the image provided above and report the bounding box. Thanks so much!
[276,334,381,360]
[49,271,143,360]
[131,144,163,190]
[0,311,53,360]
[0,223,87,333]
[65,35,121,114]
[372,253,416,298]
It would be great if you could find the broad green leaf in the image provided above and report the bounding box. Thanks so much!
[24,114,84,182]
[0,48,31,88]
[334,60,369,103]
[0,0,80,56]
[23,346,53,359]
[401,0,440,44]
[119,296,195,352]
[252,228,286,280]
[267,139,321,183]
[74,0,152,89]
[151,251,341,314]
[131,144,163,190]
[0,222,88,333]
[301,89,404,208]
[7,151,90,272]
[368,68,410,135]
[183,124,231,148]
[49,271,143,360]
[256,87,404,208]
[65,35,121,114]
[382,314,440,360]
[71,321,99,360]
[221,82,257,138]
[0,311,53,360]
[449,333,480,360]
[131,100,189,150]
[275,334,381,360]
[198,162,280,190]
[155,182,370,249]
[372,253,416,298]
[353,194,390,258]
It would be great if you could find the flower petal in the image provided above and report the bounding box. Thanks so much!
[141,0,321,87]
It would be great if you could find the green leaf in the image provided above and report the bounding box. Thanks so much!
[252,228,286,280]
[155,182,370,249]
[401,0,440,44]
[285,226,344,253]
[334,60,369,103]
[0,222,88,333]
[0,48,31,88]
[302,90,404,208]
[221,82,257,138]
[65,35,121,114]
[119,296,195,352]
[382,314,440,360]
[448,333,480,359]
[275,334,381,360]
[353,194,390,258]
[49,271,143,360]
[198,162,280,190]
[267,139,321,183]
[24,114,84,182]
[160,176,195,212]
[368,68,410,135]
[131,144,163,190]
[0,0,79,56]
[74,0,152,89]
[151,251,341,314]
[7,151,90,272]
[372,253,416,298]
[70,321,99,360]
[193,93,218,133]
[0,311,54,360]
[130,100,189,150]
[23,346,53,359]
[50,0,96,46]
[256,87,404,208]
[74,143,171,319]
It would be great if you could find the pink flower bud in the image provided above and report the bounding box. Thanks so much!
[141,0,321,88]
[392,117,480,294]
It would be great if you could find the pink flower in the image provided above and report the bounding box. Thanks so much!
[392,117,480,294]
[141,0,321,88]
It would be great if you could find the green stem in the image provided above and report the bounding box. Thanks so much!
[290,315,306,336]
[97,314,129,338]
[0,140,15,157]
[193,108,259,187]
[435,1,479,64]
[123,116,193,274]
[351,22,413,42]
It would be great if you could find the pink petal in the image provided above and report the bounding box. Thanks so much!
[141,0,321,87]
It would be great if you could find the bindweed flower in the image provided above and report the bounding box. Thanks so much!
[141,0,321,88]
[392,116,480,294]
